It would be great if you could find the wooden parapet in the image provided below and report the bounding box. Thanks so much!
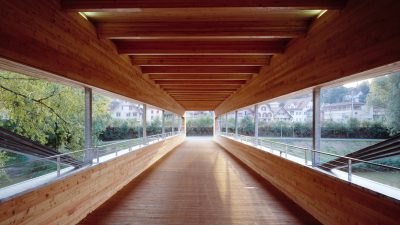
[215,135,400,225]
[0,135,185,225]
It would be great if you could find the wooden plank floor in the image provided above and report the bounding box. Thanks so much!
[79,138,321,225]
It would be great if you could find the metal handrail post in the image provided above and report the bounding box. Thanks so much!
[348,159,352,182]
[56,156,61,177]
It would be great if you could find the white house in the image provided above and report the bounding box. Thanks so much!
[109,100,163,122]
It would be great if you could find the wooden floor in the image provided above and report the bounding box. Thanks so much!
[79,138,321,225]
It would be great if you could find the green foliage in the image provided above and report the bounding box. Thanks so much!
[239,116,254,135]
[0,71,112,151]
[186,114,213,136]
[367,73,400,135]
[0,71,85,151]
[258,120,389,139]
[147,116,162,135]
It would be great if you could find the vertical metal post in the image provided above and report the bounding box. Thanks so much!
[285,145,288,158]
[348,159,352,182]
[254,104,259,145]
[312,87,321,166]
[84,87,93,164]
[172,113,175,133]
[234,110,238,138]
[213,112,216,137]
[183,116,186,135]
[304,149,308,165]
[178,115,182,132]
[56,156,60,177]
[162,110,165,136]
[96,148,99,163]
[142,104,147,145]
[225,114,228,135]
[219,116,222,134]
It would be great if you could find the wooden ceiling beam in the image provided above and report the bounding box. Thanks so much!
[62,0,346,11]
[154,80,246,85]
[167,91,235,94]
[0,0,185,115]
[116,40,287,55]
[96,21,308,39]
[132,55,271,66]
[149,74,254,80]
[162,85,242,90]
[142,66,260,74]
[215,0,400,115]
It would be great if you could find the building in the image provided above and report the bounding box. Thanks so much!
[109,100,162,122]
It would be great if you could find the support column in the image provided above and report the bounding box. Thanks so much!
[225,114,228,135]
[142,104,147,144]
[312,87,321,166]
[219,116,222,134]
[254,104,259,138]
[84,87,92,164]
[182,116,186,135]
[213,112,216,137]
[162,110,165,135]
[172,113,175,133]
[178,116,183,132]
[234,110,238,138]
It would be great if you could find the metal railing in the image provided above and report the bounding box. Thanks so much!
[219,133,400,192]
[0,131,183,190]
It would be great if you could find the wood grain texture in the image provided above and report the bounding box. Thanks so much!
[79,138,321,225]
[96,21,308,39]
[0,135,185,225]
[215,136,400,225]
[215,0,400,115]
[62,0,346,10]
[132,55,271,66]
[0,0,185,115]
[116,40,288,55]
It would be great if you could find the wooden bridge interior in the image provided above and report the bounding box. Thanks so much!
[62,0,344,111]
[0,0,400,225]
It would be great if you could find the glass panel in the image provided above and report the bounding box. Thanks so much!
[227,112,235,134]
[258,93,313,155]
[320,72,400,160]
[0,69,84,186]
[146,106,162,136]
[238,106,255,136]
[164,111,173,133]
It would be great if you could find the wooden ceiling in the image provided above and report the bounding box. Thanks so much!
[62,0,346,110]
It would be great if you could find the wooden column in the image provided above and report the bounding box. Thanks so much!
[312,87,321,166]
[142,104,147,144]
[84,87,92,164]
[234,111,239,138]
[254,104,259,138]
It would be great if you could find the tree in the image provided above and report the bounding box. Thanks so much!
[0,71,111,152]
[239,116,254,135]
[321,86,348,103]
[367,73,400,135]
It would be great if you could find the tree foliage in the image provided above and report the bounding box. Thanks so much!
[367,72,400,135]
[0,71,110,152]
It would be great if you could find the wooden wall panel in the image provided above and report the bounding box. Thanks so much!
[215,0,400,115]
[0,135,185,225]
[215,136,400,225]
[0,0,185,115]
